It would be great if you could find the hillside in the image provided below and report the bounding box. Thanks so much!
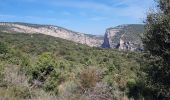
[102,24,144,51]
[0,32,145,100]
[0,22,103,47]
[0,22,145,51]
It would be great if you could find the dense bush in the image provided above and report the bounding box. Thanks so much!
[0,32,145,99]
[0,42,8,54]
[77,67,101,90]
[143,0,170,98]
[0,62,5,85]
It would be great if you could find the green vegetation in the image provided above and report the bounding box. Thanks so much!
[0,1,169,99]
[0,32,145,99]
[0,42,8,54]
[143,0,170,98]
[104,24,144,49]
[111,24,144,44]
[122,24,144,43]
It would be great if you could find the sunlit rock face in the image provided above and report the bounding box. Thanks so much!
[0,22,145,51]
[102,24,144,51]
[0,22,103,47]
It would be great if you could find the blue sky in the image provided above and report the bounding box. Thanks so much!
[0,0,155,35]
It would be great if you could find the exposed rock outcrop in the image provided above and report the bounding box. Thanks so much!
[102,24,144,51]
[0,22,145,51]
[0,22,103,47]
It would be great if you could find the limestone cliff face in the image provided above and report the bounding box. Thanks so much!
[0,22,145,51]
[102,24,144,51]
[0,22,103,47]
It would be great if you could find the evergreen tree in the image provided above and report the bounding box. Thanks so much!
[143,0,170,98]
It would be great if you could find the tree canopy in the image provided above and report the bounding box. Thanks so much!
[143,0,170,98]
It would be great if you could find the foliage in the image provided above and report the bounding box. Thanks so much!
[0,62,5,85]
[0,42,8,54]
[0,85,32,99]
[0,32,145,99]
[77,67,101,89]
[143,0,170,98]
[28,53,59,92]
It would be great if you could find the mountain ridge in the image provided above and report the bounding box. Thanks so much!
[0,22,103,47]
[0,22,144,51]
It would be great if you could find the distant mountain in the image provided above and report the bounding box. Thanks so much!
[0,22,145,51]
[0,22,103,47]
[102,24,145,51]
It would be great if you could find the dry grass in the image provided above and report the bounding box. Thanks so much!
[78,66,102,90]
[0,64,58,100]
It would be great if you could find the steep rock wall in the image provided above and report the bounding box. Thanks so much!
[0,22,103,47]
[102,24,144,51]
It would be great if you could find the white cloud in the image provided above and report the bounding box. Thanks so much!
[0,14,57,21]
[51,1,112,11]
[4,0,154,20]
[48,0,154,19]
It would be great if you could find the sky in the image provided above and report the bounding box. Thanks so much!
[0,0,155,35]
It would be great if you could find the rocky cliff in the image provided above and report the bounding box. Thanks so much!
[0,22,145,51]
[102,24,144,51]
[0,22,103,47]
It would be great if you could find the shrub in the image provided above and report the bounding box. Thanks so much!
[64,56,76,61]
[77,67,101,90]
[0,63,5,86]
[4,86,32,99]
[28,52,59,91]
[82,82,112,100]
[0,42,8,54]
[28,52,67,93]
[29,52,57,82]
[58,81,79,100]
[0,32,145,99]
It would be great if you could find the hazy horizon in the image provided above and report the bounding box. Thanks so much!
[0,0,155,35]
